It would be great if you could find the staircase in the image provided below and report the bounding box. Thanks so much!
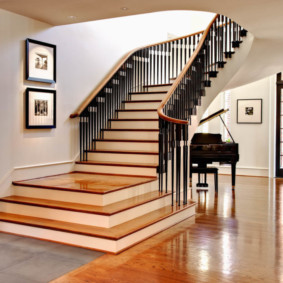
[0,83,195,254]
[0,14,253,253]
[76,85,168,177]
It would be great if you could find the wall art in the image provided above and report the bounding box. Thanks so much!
[237,99,262,124]
[26,88,56,128]
[26,38,56,83]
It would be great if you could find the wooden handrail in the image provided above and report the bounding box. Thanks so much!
[69,28,208,118]
[157,14,219,125]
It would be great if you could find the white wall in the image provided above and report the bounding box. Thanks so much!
[197,76,276,177]
[0,9,214,195]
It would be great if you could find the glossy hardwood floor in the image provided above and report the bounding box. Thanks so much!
[51,175,283,283]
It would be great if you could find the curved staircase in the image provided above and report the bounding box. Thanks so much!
[0,14,253,253]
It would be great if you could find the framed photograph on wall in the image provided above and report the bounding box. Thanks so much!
[237,99,262,124]
[26,88,56,129]
[25,38,56,83]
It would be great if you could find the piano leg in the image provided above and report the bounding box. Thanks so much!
[231,163,236,188]
[189,163,192,187]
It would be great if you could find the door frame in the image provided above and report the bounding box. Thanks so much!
[276,73,283,177]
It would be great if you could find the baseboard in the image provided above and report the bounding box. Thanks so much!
[0,160,77,197]
[13,160,75,181]
[217,165,269,177]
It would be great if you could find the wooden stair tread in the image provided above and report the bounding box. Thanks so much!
[76,160,158,168]
[129,91,167,94]
[13,172,156,195]
[109,119,158,121]
[87,149,158,155]
[1,191,170,215]
[116,109,157,112]
[122,100,162,103]
[143,83,172,87]
[0,202,195,240]
[94,139,158,143]
[102,129,159,132]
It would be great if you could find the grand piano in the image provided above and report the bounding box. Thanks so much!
[190,109,239,187]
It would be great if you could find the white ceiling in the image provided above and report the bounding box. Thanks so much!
[1,0,283,87]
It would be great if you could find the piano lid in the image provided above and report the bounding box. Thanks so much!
[199,108,228,126]
[198,108,235,143]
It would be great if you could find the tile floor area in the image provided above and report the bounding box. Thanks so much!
[0,233,103,283]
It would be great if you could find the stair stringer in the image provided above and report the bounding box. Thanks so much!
[188,32,255,141]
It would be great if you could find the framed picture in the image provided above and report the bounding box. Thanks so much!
[25,38,56,83]
[237,99,262,124]
[26,88,56,129]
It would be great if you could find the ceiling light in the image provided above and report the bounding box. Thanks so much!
[121,7,128,11]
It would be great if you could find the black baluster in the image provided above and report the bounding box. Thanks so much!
[164,121,169,193]
[180,38,183,72]
[164,43,168,83]
[176,40,179,78]
[171,122,175,205]
[176,124,181,206]
[80,116,83,161]
[168,42,171,81]
[183,124,188,204]
[159,118,164,192]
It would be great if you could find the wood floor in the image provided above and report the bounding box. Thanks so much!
[51,174,283,283]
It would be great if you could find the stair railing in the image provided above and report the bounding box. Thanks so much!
[70,14,247,207]
[157,14,247,206]
[70,30,206,161]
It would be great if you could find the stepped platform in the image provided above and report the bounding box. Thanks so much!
[0,172,196,253]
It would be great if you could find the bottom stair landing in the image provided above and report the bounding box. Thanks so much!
[0,172,195,254]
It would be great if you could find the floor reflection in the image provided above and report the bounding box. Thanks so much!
[53,175,283,283]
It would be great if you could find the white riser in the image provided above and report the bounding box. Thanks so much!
[116,205,195,252]
[111,120,158,129]
[0,202,107,227]
[118,111,158,119]
[109,195,172,227]
[0,195,171,228]
[103,131,158,140]
[95,141,158,151]
[75,163,157,177]
[145,86,171,92]
[87,152,158,164]
[124,102,160,110]
[13,180,158,206]
[130,94,166,101]
[0,205,195,253]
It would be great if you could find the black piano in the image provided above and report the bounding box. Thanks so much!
[190,109,239,187]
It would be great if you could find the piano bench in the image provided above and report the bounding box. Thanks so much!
[190,166,218,193]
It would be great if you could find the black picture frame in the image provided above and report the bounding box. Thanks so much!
[26,88,56,129]
[237,99,262,124]
[25,38,56,84]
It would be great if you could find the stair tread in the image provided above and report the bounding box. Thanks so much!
[76,160,158,168]
[129,91,167,94]
[13,172,156,195]
[116,109,157,112]
[0,202,195,240]
[102,128,159,132]
[122,100,162,103]
[1,191,170,215]
[87,149,158,155]
[143,83,172,87]
[94,139,158,143]
[109,119,158,121]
